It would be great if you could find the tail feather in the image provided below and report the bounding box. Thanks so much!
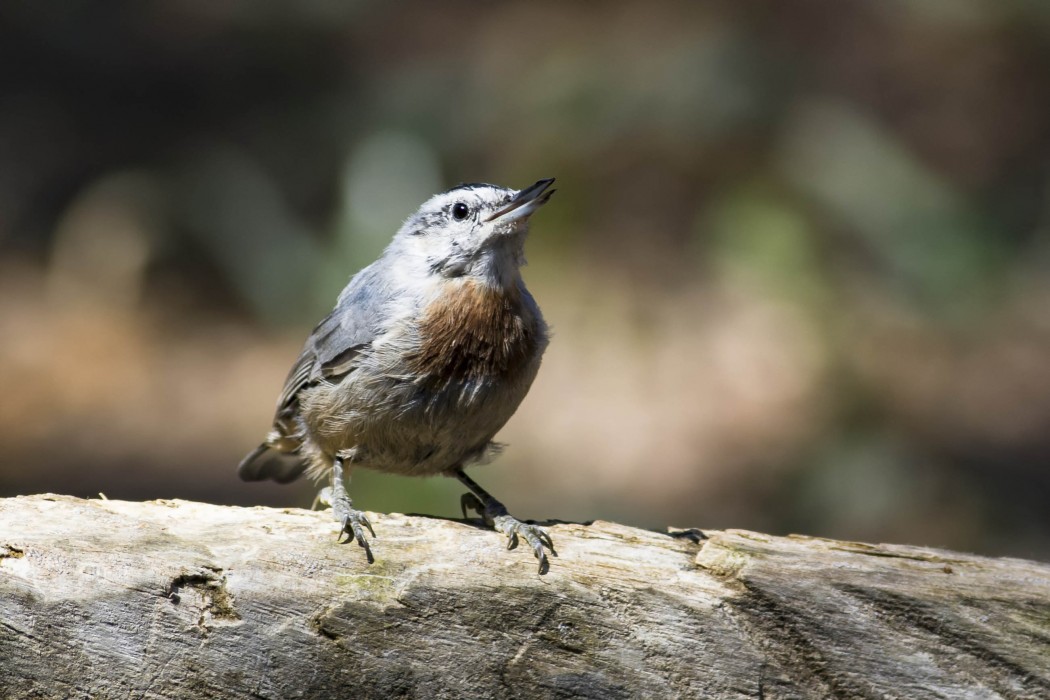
[238,444,307,484]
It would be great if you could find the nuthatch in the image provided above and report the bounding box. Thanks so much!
[239,178,557,573]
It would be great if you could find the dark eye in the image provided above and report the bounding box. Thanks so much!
[451,202,470,221]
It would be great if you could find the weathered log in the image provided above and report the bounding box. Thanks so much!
[1,494,1048,699]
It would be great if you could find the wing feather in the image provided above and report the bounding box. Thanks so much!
[273,261,392,416]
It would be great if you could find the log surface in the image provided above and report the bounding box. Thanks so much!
[1,494,1048,699]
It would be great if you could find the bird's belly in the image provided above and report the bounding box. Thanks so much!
[301,359,540,476]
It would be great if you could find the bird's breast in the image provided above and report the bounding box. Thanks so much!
[406,279,545,386]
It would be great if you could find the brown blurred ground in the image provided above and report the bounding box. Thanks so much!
[1,1,1049,560]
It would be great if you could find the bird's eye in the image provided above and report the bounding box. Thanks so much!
[451,202,470,221]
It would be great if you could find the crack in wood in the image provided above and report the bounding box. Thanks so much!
[165,566,240,632]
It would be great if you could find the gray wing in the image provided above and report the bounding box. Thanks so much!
[274,261,393,416]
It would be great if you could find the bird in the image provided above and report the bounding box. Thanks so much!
[239,178,557,573]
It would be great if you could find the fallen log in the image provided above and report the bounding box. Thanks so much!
[1,494,1048,699]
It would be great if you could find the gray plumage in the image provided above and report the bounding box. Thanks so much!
[239,178,557,572]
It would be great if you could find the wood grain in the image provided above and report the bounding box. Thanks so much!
[1,494,1048,699]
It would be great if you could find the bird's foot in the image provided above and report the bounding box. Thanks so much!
[317,486,375,564]
[337,509,376,564]
[461,493,556,575]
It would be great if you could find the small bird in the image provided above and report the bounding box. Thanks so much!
[239,178,557,573]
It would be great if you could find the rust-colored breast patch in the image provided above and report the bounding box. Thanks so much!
[409,280,541,385]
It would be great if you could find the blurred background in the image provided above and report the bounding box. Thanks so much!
[1,1,1049,560]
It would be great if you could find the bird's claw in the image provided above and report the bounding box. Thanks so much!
[339,510,376,564]
[321,483,375,565]
[460,492,555,574]
[494,515,555,575]
[313,486,334,510]
[460,492,484,521]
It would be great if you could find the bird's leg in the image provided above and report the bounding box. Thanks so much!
[317,458,375,564]
[456,469,555,575]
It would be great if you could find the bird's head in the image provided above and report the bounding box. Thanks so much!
[386,178,555,289]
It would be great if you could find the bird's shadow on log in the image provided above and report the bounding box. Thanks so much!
[403,512,590,529]
[403,513,708,542]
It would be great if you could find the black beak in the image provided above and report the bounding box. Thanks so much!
[484,178,556,222]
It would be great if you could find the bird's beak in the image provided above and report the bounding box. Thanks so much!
[484,178,556,223]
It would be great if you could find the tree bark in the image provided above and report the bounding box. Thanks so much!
[1,494,1048,699]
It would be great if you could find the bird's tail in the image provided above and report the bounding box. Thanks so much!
[237,443,308,484]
